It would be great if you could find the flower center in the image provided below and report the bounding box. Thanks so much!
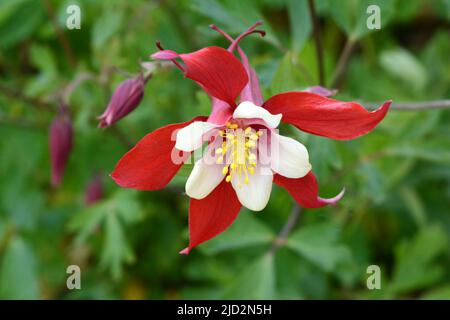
[215,121,263,187]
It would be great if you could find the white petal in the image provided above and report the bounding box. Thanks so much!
[233,101,282,128]
[271,133,311,179]
[231,166,273,211]
[186,159,224,199]
[175,121,218,152]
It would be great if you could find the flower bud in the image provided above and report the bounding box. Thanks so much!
[98,74,145,128]
[85,173,104,206]
[49,106,73,186]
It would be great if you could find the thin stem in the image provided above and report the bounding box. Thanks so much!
[330,38,356,88]
[108,126,134,149]
[308,0,325,86]
[43,0,77,68]
[0,83,55,111]
[270,204,301,254]
[61,72,95,104]
[0,117,45,131]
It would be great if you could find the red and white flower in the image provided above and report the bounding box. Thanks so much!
[111,22,391,254]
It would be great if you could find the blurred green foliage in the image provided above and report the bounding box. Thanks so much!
[0,0,449,299]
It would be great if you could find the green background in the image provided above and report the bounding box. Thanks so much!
[0,0,449,299]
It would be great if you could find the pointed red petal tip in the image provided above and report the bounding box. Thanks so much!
[263,92,392,140]
[183,180,241,253]
[274,172,344,209]
[179,248,190,255]
[151,50,179,60]
[318,188,345,206]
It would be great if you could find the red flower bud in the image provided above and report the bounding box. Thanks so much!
[49,107,73,186]
[85,173,104,206]
[98,74,145,128]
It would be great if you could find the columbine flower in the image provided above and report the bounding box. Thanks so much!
[98,73,145,128]
[49,106,73,186]
[111,22,391,254]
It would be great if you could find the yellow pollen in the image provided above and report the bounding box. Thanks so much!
[222,166,229,175]
[245,140,256,148]
[216,124,259,186]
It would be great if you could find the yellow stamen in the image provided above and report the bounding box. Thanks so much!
[222,166,229,175]
[216,124,259,186]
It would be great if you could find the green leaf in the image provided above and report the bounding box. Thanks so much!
[191,0,247,32]
[68,201,108,245]
[379,48,428,92]
[69,190,143,279]
[29,45,57,75]
[358,162,387,204]
[398,187,427,228]
[270,52,304,94]
[191,0,281,48]
[91,9,124,50]
[224,253,275,299]
[324,0,396,40]
[100,212,135,280]
[0,0,44,49]
[286,223,351,272]
[0,236,39,299]
[421,285,450,300]
[390,224,448,294]
[385,139,450,164]
[200,211,275,255]
[287,0,311,53]
[25,44,59,97]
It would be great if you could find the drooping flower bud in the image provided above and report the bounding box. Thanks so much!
[49,106,73,187]
[85,173,104,206]
[98,73,145,128]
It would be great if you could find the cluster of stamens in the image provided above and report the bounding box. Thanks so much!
[215,122,263,187]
